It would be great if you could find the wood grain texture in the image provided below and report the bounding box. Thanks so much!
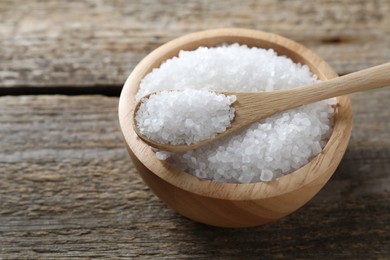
[0,0,389,88]
[0,94,389,258]
[0,0,389,258]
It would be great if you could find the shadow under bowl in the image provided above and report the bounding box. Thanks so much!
[118,28,353,228]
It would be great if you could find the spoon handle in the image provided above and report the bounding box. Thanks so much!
[232,63,390,131]
[279,62,390,108]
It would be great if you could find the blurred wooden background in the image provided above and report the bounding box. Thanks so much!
[0,0,389,258]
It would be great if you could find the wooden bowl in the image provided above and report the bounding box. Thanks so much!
[118,28,353,228]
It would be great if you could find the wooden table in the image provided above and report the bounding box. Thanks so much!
[1,1,389,258]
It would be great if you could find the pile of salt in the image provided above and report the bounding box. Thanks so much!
[136,44,336,184]
[135,89,236,145]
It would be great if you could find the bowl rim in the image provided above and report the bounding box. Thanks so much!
[118,28,352,201]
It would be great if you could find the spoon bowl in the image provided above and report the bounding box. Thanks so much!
[118,28,353,227]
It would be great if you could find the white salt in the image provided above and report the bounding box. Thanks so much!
[135,89,236,145]
[136,44,336,184]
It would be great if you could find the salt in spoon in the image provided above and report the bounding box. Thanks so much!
[134,63,390,153]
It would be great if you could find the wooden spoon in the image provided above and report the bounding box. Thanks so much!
[134,63,390,153]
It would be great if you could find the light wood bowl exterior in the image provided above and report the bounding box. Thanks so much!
[118,28,353,228]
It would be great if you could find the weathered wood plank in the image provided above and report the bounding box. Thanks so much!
[0,92,389,258]
[0,0,389,88]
